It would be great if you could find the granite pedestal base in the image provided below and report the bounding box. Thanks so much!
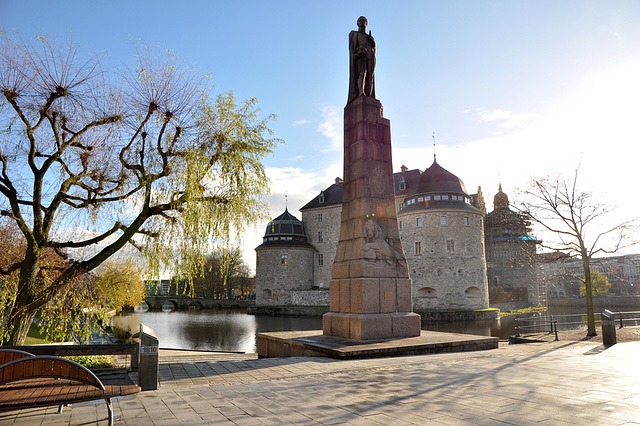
[257,330,499,359]
[322,311,421,340]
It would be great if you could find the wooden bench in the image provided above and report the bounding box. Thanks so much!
[0,351,141,426]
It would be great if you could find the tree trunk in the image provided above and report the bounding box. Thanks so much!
[3,254,44,346]
[4,307,38,345]
[582,256,597,336]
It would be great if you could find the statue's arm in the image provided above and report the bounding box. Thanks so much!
[348,31,357,54]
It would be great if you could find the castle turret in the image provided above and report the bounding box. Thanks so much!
[255,209,315,306]
[397,158,490,312]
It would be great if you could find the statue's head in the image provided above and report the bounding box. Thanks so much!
[357,16,368,29]
[364,219,381,239]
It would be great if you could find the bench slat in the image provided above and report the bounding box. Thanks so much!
[0,384,139,410]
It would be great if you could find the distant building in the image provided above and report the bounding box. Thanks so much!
[144,279,173,296]
[540,253,640,297]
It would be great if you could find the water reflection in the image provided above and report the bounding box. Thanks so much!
[115,310,257,353]
[116,310,514,353]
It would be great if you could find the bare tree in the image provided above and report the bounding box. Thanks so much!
[192,247,251,299]
[0,34,279,344]
[519,167,637,335]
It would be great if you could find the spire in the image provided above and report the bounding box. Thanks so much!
[432,131,437,163]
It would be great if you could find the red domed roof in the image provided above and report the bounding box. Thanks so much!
[493,184,510,209]
[417,159,469,196]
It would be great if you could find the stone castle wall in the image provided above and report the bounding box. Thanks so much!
[255,245,315,306]
[291,289,330,306]
[301,205,342,288]
[398,208,489,310]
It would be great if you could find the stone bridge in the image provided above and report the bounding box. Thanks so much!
[144,295,253,310]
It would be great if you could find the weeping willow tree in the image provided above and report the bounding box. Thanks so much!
[0,33,280,345]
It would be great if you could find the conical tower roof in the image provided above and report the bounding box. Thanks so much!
[264,208,306,238]
[257,208,311,248]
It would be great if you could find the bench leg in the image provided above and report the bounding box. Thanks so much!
[106,397,113,426]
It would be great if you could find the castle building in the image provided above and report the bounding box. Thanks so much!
[254,209,318,306]
[395,159,489,311]
[255,159,493,313]
[484,184,541,307]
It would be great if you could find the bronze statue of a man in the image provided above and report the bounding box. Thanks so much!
[347,16,376,105]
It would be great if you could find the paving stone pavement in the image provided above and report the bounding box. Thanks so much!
[1,340,638,425]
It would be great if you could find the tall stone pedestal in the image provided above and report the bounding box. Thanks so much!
[322,96,421,340]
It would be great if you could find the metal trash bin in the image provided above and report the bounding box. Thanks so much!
[138,324,159,390]
[601,309,617,347]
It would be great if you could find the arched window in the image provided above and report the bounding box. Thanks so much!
[465,286,481,297]
[399,177,406,191]
[417,287,437,298]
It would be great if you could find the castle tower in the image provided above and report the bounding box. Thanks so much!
[255,209,315,306]
[398,158,490,312]
[485,184,540,306]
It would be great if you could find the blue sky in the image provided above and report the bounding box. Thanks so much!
[3,1,640,272]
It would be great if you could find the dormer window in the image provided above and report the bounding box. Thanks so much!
[319,191,325,203]
[399,177,406,191]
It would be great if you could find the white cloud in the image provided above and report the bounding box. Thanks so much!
[477,109,538,129]
[294,119,311,126]
[317,105,343,152]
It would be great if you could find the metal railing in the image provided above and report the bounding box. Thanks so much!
[514,315,559,341]
[514,310,640,341]
[615,311,640,329]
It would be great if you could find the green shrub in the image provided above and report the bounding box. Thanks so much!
[67,355,117,369]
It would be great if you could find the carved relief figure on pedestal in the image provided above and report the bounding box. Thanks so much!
[362,219,408,275]
[348,16,376,104]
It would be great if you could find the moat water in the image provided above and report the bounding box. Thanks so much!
[115,309,511,353]
[114,299,640,353]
